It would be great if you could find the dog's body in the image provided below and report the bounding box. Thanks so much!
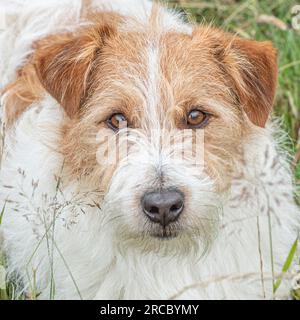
[0,0,299,300]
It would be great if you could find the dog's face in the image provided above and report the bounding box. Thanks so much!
[33,12,277,251]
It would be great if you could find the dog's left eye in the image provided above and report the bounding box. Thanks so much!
[187,109,209,128]
[107,113,128,131]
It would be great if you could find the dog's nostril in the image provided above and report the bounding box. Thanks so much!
[170,203,183,213]
[149,206,159,214]
[142,189,184,227]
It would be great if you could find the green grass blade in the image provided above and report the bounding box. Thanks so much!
[0,202,6,226]
[273,237,298,293]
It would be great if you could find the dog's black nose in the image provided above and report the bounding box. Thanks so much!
[142,190,184,227]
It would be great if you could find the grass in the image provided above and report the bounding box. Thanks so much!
[0,0,299,300]
[0,204,16,300]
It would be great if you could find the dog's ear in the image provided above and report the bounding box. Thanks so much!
[33,16,117,118]
[221,35,278,127]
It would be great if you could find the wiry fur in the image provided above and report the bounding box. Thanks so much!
[0,0,299,300]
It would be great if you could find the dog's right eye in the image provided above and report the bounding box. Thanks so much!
[107,113,128,131]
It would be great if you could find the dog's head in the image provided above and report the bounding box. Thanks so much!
[33,10,277,252]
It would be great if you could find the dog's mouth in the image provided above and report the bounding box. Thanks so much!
[146,223,181,239]
[150,231,179,239]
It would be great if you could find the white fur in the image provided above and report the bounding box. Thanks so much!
[0,0,299,300]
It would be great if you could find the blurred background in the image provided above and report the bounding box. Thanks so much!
[166,0,300,189]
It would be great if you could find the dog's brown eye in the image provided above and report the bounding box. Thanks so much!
[187,109,209,128]
[107,113,128,131]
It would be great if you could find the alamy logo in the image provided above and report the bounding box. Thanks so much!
[96,128,205,167]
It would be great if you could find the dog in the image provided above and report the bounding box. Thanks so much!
[0,0,299,300]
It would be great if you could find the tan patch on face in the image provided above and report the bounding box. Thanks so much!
[58,27,151,190]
